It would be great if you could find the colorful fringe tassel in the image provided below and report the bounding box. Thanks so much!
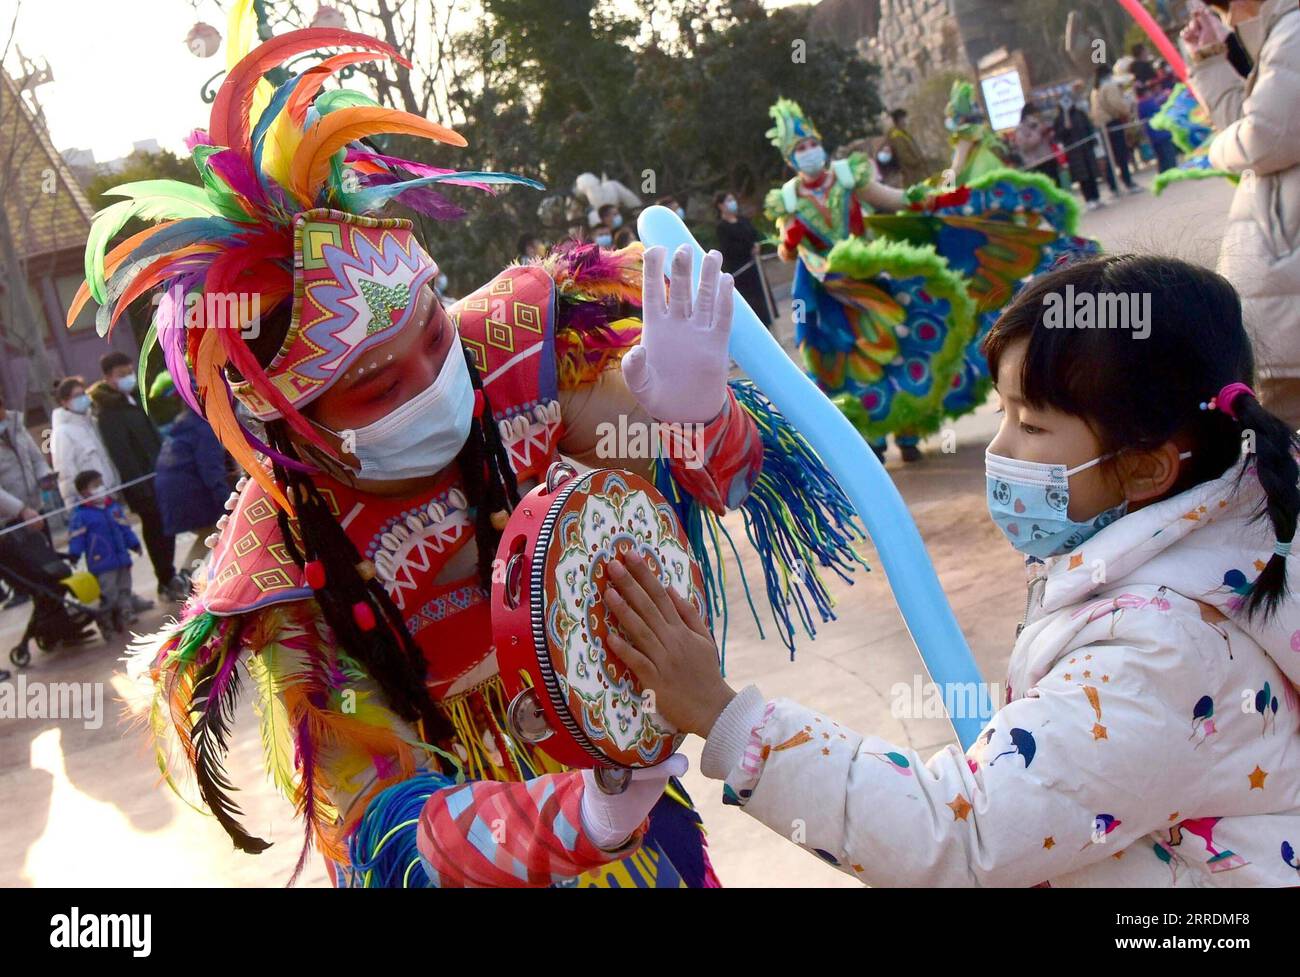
[343,772,457,888]
[655,379,869,664]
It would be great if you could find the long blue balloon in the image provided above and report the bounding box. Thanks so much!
[638,206,988,748]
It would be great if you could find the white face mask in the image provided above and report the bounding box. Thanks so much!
[794,144,827,174]
[316,341,474,482]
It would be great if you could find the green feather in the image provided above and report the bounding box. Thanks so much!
[86,182,219,305]
[136,320,158,414]
[315,89,379,113]
[191,145,256,221]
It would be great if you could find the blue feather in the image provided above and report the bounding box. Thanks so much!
[340,171,546,214]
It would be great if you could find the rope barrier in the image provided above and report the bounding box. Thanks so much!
[0,472,157,539]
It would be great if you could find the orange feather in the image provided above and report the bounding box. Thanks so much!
[289,108,467,206]
[285,51,394,128]
[66,221,179,326]
[109,244,221,328]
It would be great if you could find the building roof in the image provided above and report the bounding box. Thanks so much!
[0,68,94,261]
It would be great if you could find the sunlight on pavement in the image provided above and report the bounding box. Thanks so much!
[23,726,230,887]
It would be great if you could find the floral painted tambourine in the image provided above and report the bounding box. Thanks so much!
[492,461,708,773]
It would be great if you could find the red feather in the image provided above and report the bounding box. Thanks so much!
[209,28,404,159]
[201,233,330,452]
[286,50,396,128]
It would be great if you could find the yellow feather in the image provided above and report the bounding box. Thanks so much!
[226,0,273,141]
[247,648,299,802]
[262,110,303,189]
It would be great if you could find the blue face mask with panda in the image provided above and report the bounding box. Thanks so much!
[985,449,1126,559]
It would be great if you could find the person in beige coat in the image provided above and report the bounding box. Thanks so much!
[1090,62,1141,194]
[1187,0,1300,428]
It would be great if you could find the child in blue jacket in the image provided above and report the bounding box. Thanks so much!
[67,469,144,632]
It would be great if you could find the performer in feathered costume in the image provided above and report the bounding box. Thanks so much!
[75,23,866,887]
[898,82,1103,417]
[944,81,1010,186]
[764,97,1099,455]
[764,97,975,461]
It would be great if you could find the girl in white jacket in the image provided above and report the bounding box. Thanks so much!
[603,254,1300,887]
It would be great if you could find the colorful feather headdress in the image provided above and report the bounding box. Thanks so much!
[944,80,984,133]
[766,97,822,163]
[68,26,543,511]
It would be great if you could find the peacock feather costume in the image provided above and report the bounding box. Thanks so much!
[764,96,1099,441]
[1150,83,1239,196]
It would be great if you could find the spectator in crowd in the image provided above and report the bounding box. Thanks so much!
[596,203,624,233]
[516,232,545,263]
[89,351,186,601]
[590,222,614,248]
[152,377,232,585]
[66,469,146,633]
[1091,62,1142,194]
[656,195,686,221]
[881,108,930,187]
[1186,0,1300,426]
[1013,104,1059,184]
[1136,79,1180,173]
[0,391,55,677]
[613,225,637,248]
[1055,90,1105,209]
[713,190,773,328]
[50,375,119,507]
[1129,42,1159,85]
[872,132,903,187]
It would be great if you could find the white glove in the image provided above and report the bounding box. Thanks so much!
[623,244,734,424]
[579,753,690,851]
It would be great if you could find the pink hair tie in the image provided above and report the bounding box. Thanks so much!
[1200,382,1256,421]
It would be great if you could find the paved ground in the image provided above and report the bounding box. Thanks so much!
[0,168,1238,887]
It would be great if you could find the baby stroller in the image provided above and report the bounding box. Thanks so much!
[1,524,111,669]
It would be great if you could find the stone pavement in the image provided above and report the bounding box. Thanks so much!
[0,169,1236,887]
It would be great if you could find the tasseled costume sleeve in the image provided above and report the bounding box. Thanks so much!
[540,242,867,660]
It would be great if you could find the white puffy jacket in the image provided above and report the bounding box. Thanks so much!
[50,407,120,506]
[1191,0,1300,378]
[702,457,1300,886]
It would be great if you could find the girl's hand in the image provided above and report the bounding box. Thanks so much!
[603,551,736,737]
[1182,7,1229,52]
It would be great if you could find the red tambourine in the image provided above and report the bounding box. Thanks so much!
[492,461,707,773]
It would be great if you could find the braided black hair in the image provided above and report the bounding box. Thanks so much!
[458,344,521,584]
[984,253,1300,621]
